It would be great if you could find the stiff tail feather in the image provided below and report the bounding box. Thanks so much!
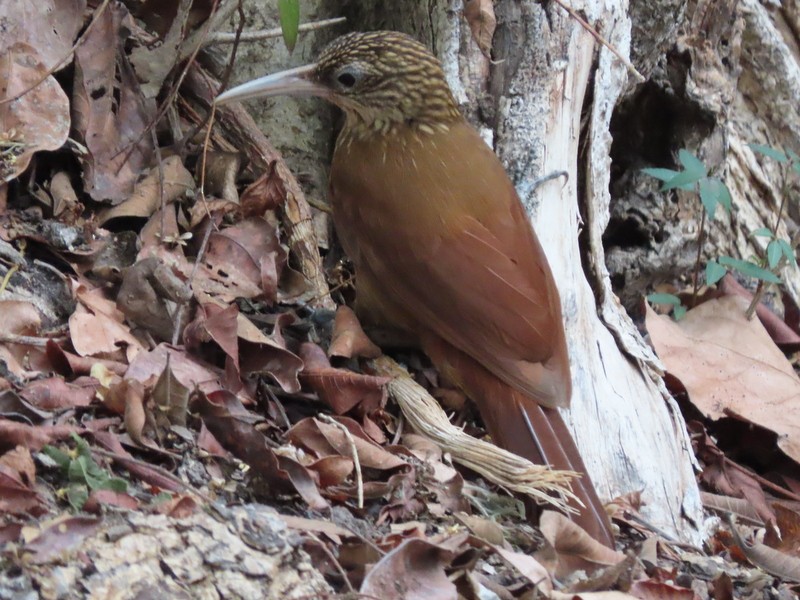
[425,338,615,547]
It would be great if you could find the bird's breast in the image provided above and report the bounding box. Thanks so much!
[329,121,512,261]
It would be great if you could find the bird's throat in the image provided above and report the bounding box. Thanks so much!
[337,110,458,146]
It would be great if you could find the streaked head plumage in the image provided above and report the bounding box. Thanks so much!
[215,31,462,135]
[313,31,461,132]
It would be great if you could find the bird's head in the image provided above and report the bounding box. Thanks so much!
[215,31,461,135]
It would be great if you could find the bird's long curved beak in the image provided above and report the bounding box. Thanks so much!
[214,64,326,105]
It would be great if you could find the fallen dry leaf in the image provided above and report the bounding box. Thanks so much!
[629,579,701,599]
[646,296,800,463]
[360,537,459,600]
[83,489,139,513]
[236,313,303,393]
[152,361,191,428]
[0,1,86,71]
[0,300,41,338]
[300,342,388,414]
[0,462,46,516]
[126,344,223,397]
[22,515,102,564]
[97,156,194,224]
[691,422,776,526]
[0,43,70,182]
[493,544,553,593]
[764,503,800,556]
[240,161,286,217]
[184,303,240,375]
[69,304,143,363]
[119,379,148,446]
[20,377,96,410]
[286,417,407,471]
[72,3,152,202]
[153,494,199,518]
[0,446,36,486]
[329,305,382,359]
[0,420,76,453]
[719,275,800,350]
[538,511,626,578]
[728,516,800,582]
[0,457,46,515]
[128,0,193,99]
[553,592,640,600]
[196,390,328,511]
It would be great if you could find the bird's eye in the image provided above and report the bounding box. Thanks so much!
[335,69,359,89]
[337,72,357,87]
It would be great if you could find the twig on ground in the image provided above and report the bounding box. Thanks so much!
[318,414,363,509]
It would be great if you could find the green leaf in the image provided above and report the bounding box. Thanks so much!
[42,445,71,469]
[698,178,732,219]
[153,491,173,505]
[778,238,797,265]
[278,0,300,53]
[748,143,788,163]
[767,239,782,269]
[641,168,679,182]
[706,260,727,286]
[677,150,707,178]
[67,485,88,511]
[714,179,732,212]
[718,256,781,283]
[646,293,682,306]
[787,148,800,163]
[661,170,703,191]
[698,178,718,219]
[71,432,91,457]
[98,477,128,493]
[642,167,696,190]
[69,455,111,490]
[673,305,687,320]
[793,162,800,177]
[752,227,774,238]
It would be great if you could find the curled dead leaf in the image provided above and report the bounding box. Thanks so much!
[538,511,625,578]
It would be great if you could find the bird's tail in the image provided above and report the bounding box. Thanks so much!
[425,339,615,547]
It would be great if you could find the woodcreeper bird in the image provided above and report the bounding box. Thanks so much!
[216,30,614,546]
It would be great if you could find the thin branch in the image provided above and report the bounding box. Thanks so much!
[90,447,215,504]
[691,208,706,308]
[318,414,363,509]
[205,17,347,46]
[746,160,792,320]
[179,0,241,62]
[306,533,356,594]
[551,0,645,83]
[0,334,67,347]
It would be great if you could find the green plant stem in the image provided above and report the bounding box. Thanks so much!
[745,161,791,320]
[691,208,707,308]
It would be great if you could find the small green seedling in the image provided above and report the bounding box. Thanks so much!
[43,433,128,511]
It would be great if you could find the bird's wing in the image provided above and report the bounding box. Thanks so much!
[330,120,570,407]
